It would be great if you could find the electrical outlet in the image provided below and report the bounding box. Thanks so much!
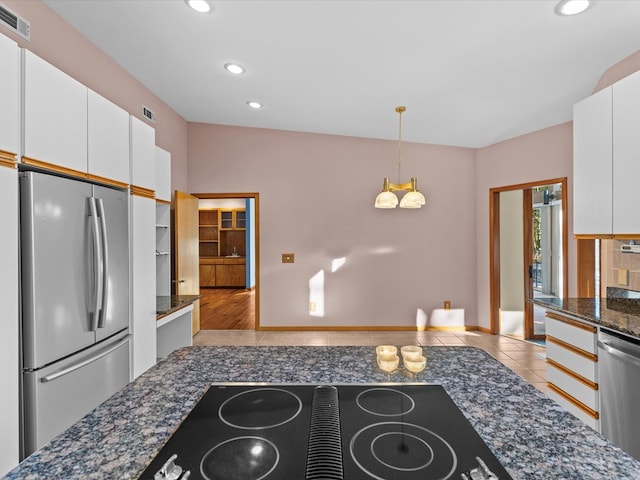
[282,253,295,263]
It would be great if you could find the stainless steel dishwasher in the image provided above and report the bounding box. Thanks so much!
[597,328,640,461]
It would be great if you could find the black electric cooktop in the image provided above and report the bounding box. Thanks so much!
[141,383,513,480]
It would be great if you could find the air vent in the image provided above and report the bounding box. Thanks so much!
[0,2,30,40]
[306,386,344,480]
[142,106,156,123]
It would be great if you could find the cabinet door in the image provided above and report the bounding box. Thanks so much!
[0,34,19,158]
[0,165,19,475]
[216,264,245,287]
[573,87,613,235]
[612,70,640,234]
[23,50,88,173]
[131,194,156,379]
[200,264,216,287]
[88,89,130,185]
[155,146,171,202]
[130,116,156,191]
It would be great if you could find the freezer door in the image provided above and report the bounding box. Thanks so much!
[22,333,130,456]
[93,185,130,341]
[20,172,96,369]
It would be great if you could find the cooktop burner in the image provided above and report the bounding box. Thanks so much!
[141,383,513,480]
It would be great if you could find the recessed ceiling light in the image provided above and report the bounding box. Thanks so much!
[224,63,245,75]
[555,0,591,16]
[247,101,263,109]
[185,0,212,14]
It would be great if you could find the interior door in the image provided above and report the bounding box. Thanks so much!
[523,188,536,339]
[174,190,200,334]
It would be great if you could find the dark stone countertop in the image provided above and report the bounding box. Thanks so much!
[3,346,640,479]
[532,296,640,338]
[156,294,201,318]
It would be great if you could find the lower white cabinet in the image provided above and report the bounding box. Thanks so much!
[157,305,193,360]
[0,162,19,475]
[545,311,599,431]
[130,194,156,379]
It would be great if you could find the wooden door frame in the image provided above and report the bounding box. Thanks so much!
[193,192,260,329]
[489,178,568,335]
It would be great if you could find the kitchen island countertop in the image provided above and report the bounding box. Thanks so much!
[4,345,640,479]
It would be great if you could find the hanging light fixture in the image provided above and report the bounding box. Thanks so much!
[374,106,426,209]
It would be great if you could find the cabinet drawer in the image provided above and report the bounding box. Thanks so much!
[547,362,597,411]
[546,313,596,354]
[547,384,599,431]
[546,340,597,382]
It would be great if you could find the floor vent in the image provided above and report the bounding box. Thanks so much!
[0,2,30,40]
[142,106,157,123]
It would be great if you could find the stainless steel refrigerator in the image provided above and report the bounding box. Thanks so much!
[20,170,131,457]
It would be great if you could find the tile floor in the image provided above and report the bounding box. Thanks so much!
[193,329,548,394]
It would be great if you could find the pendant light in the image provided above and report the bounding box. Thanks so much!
[374,106,426,209]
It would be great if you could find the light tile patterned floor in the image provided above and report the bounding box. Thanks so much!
[193,329,548,393]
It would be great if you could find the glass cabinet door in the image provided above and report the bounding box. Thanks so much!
[236,210,246,229]
[220,211,233,229]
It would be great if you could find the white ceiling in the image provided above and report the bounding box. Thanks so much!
[43,0,640,148]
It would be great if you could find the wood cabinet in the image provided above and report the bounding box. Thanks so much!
[573,69,640,236]
[545,311,599,431]
[23,50,88,174]
[200,257,246,287]
[199,209,220,257]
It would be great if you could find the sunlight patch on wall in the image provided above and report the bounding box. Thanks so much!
[331,257,346,273]
[308,270,325,317]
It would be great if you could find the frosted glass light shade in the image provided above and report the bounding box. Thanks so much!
[375,191,398,208]
[399,191,426,208]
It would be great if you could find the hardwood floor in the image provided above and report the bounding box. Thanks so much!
[199,287,255,329]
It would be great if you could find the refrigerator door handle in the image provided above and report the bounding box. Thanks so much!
[88,197,103,332]
[40,336,129,383]
[96,197,109,329]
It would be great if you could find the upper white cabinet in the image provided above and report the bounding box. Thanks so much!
[88,89,130,186]
[23,50,87,173]
[155,146,171,202]
[0,33,20,158]
[130,116,156,191]
[573,87,613,235]
[612,70,640,234]
[573,69,640,236]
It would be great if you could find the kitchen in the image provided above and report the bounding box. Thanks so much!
[1,0,640,478]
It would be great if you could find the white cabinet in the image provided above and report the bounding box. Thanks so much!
[130,116,156,191]
[23,50,87,174]
[156,202,171,296]
[0,33,20,159]
[155,146,171,203]
[573,69,640,236]
[612,70,640,234]
[130,194,157,379]
[573,87,613,236]
[0,165,19,476]
[88,89,130,186]
[545,311,599,431]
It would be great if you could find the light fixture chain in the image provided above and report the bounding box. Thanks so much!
[397,106,404,184]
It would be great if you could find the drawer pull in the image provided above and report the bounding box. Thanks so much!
[547,382,599,420]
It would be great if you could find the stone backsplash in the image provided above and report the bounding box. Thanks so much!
[606,239,640,293]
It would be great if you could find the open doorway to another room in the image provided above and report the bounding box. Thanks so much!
[490,179,568,343]
[194,193,259,330]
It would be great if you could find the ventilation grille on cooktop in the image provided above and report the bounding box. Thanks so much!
[0,2,30,40]
[306,385,344,480]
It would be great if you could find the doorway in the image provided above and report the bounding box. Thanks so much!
[194,192,259,330]
[489,178,568,340]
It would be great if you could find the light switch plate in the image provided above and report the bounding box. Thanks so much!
[618,268,629,285]
[282,253,295,263]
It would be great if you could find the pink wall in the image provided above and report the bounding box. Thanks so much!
[474,122,574,329]
[188,124,477,327]
[3,0,189,193]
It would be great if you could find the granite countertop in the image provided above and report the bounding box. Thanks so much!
[4,346,640,479]
[532,296,640,338]
[156,294,201,318]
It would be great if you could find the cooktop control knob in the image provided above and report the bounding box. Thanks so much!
[461,456,499,480]
[154,454,183,480]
